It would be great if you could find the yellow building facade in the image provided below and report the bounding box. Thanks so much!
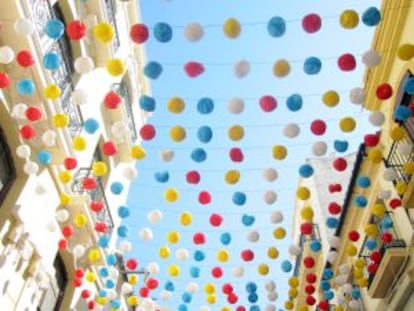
[0,0,156,310]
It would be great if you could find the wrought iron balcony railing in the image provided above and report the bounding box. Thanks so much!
[293,224,321,277]
[383,137,414,187]
[71,168,115,235]
[104,0,121,52]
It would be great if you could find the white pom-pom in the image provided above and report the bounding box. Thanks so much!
[398,142,413,156]
[72,89,89,106]
[349,87,366,105]
[328,235,341,248]
[327,251,338,264]
[338,264,350,275]
[312,141,327,156]
[74,56,95,74]
[14,18,35,36]
[56,209,70,222]
[16,144,31,158]
[283,123,300,139]
[147,210,163,224]
[139,228,153,241]
[0,46,15,64]
[161,290,172,300]
[160,149,175,162]
[186,282,199,293]
[267,291,278,301]
[176,248,189,260]
[378,190,391,200]
[246,230,260,242]
[362,49,381,68]
[228,97,245,114]
[288,244,301,256]
[147,262,159,275]
[263,168,278,182]
[233,266,244,278]
[265,305,276,311]
[265,280,276,292]
[369,111,385,126]
[349,300,361,310]
[234,59,250,78]
[383,167,397,181]
[123,166,137,181]
[184,23,204,42]
[264,190,277,205]
[270,211,283,224]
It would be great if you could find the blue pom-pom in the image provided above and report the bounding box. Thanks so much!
[299,164,314,178]
[182,292,192,303]
[310,240,321,252]
[365,238,377,250]
[362,7,381,27]
[111,181,124,194]
[189,266,200,278]
[220,232,232,245]
[247,293,259,303]
[144,61,163,79]
[139,95,156,112]
[250,306,260,311]
[354,195,367,208]
[191,148,207,162]
[111,300,121,309]
[232,191,247,205]
[326,217,339,228]
[267,16,286,37]
[281,260,292,272]
[98,235,110,248]
[403,77,414,94]
[334,140,349,153]
[84,118,99,134]
[98,289,107,297]
[320,280,331,291]
[154,171,169,183]
[106,254,117,265]
[197,97,214,114]
[16,79,35,95]
[99,267,109,277]
[117,225,129,238]
[352,289,361,299]
[246,282,258,293]
[197,126,213,143]
[178,304,188,311]
[194,250,206,262]
[37,150,52,165]
[45,19,65,39]
[165,280,175,291]
[43,52,60,71]
[324,290,335,300]
[105,279,115,289]
[286,94,303,111]
[381,217,393,229]
[241,214,255,226]
[357,176,371,188]
[323,269,334,280]
[304,57,322,75]
[394,105,411,122]
[117,205,130,218]
[154,22,173,42]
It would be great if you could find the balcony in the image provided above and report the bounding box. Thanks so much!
[71,168,115,236]
[104,0,120,53]
[293,224,321,277]
[358,214,409,298]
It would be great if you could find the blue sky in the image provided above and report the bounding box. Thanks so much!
[125,1,380,310]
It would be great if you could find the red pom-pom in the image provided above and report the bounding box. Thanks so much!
[81,289,91,299]
[130,24,149,44]
[146,277,159,289]
[303,256,315,268]
[16,50,34,67]
[139,124,156,140]
[193,232,206,244]
[20,124,36,140]
[389,198,402,209]
[318,300,329,310]
[306,295,316,306]
[87,301,96,310]
[376,83,393,100]
[66,20,87,40]
[222,283,234,294]
[75,268,85,278]
[139,287,150,297]
[82,177,98,190]
[368,262,378,274]
[310,119,326,135]
[211,266,223,278]
[94,222,108,233]
[364,133,380,147]
[25,106,42,121]
[126,258,138,270]
[104,91,122,109]
[328,202,342,214]
[306,273,317,283]
[61,225,74,238]
[209,213,223,227]
[0,72,10,88]
[328,183,342,193]
[90,200,104,212]
[184,61,205,78]
[64,157,78,170]
[348,230,360,241]
[186,170,200,184]
[370,250,381,262]
[58,239,67,250]
[102,141,118,156]
[198,191,211,204]
[305,284,315,294]
[241,249,254,261]
[382,231,393,243]
[300,222,313,235]
[333,157,347,171]
[259,95,277,112]
[338,53,356,71]
[302,14,322,33]
[73,278,83,287]
[227,293,238,304]
[229,147,244,162]
[236,307,246,311]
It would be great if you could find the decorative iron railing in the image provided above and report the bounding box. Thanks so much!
[104,0,121,52]
[293,224,321,277]
[71,168,115,235]
[383,137,414,187]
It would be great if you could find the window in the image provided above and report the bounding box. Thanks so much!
[37,254,67,311]
[0,127,15,206]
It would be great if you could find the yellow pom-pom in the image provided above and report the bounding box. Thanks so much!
[300,206,314,220]
[335,306,344,311]
[221,307,231,311]
[168,97,185,113]
[169,126,186,142]
[390,126,405,141]
[288,287,298,298]
[44,84,61,100]
[288,276,299,287]
[397,44,414,61]
[339,117,356,132]
[258,263,269,275]
[167,231,180,244]
[164,188,179,202]
[346,244,358,257]
[404,162,414,174]
[106,58,125,76]
[96,297,107,306]
[228,125,244,141]
[92,161,107,176]
[296,186,311,200]
[179,211,193,226]
[168,264,180,277]
[206,294,217,304]
[340,10,359,29]
[130,145,146,159]
[353,268,363,279]
[396,181,408,195]
[93,22,114,43]
[364,224,378,236]
[53,113,69,128]
[273,59,291,78]
[322,90,340,107]
[128,274,138,285]
[73,136,87,151]
[273,145,287,160]
[74,213,87,227]
[217,249,230,262]
[273,227,286,239]
[85,271,96,282]
[267,246,279,259]
[126,295,140,306]
[204,283,216,294]
[223,18,241,38]
[225,170,240,184]
[371,203,385,217]
[299,306,310,311]
[354,258,366,269]
[59,192,72,206]
[59,171,72,184]
[159,246,170,259]
[285,300,294,310]
[367,148,382,163]
[357,277,369,288]
[88,248,101,262]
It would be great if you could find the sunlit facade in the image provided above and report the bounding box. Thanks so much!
[0,0,153,310]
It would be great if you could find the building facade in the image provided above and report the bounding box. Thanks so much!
[0,0,155,310]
